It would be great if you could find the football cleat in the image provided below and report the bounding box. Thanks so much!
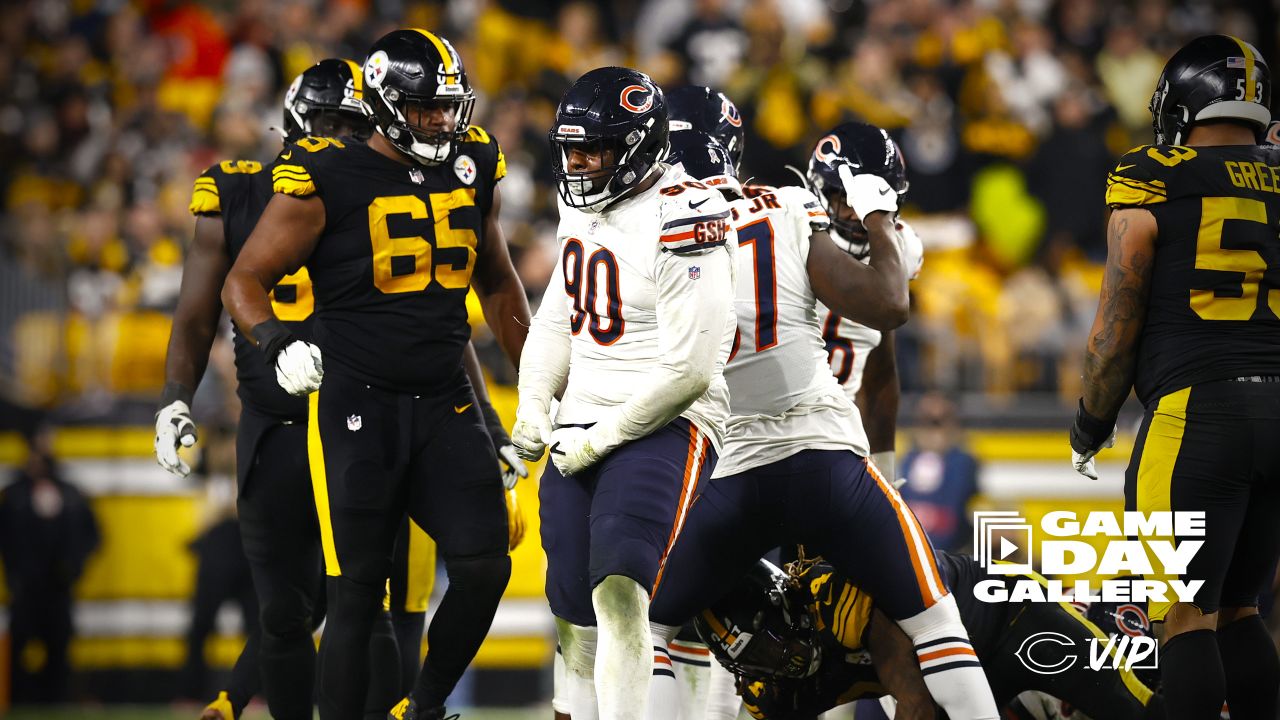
[388,697,459,720]
[200,691,235,720]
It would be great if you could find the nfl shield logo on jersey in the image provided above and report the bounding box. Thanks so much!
[454,155,476,185]
[347,414,362,431]
[409,167,425,184]
[688,266,701,280]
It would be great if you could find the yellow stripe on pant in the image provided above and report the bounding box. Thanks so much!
[1134,386,1192,621]
[308,390,342,576]
[405,519,437,612]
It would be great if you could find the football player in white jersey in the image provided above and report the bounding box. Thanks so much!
[512,68,738,720]
[809,122,924,484]
[646,119,999,720]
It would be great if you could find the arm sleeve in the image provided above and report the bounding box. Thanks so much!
[516,250,572,415]
[590,240,736,451]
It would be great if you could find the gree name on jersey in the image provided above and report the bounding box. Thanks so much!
[1225,160,1280,194]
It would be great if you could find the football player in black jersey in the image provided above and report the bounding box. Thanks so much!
[222,29,529,720]
[696,557,1164,720]
[1069,35,1280,720]
[160,57,527,720]
[161,59,381,720]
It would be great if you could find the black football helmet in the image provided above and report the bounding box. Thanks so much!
[1150,35,1272,145]
[549,67,669,212]
[283,59,373,143]
[362,29,476,165]
[693,560,821,681]
[667,131,741,198]
[806,122,908,256]
[667,85,745,171]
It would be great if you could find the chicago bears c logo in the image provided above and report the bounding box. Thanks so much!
[814,134,841,164]
[620,84,654,114]
[721,97,742,127]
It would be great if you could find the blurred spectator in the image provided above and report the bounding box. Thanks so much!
[899,393,979,552]
[0,0,1266,408]
[658,0,747,88]
[0,439,100,703]
[1094,19,1164,143]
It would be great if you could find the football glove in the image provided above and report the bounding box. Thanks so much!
[512,408,553,462]
[498,445,529,490]
[838,165,898,219]
[274,340,323,396]
[1069,400,1116,481]
[505,488,526,550]
[155,399,197,477]
[549,426,603,477]
[479,401,528,490]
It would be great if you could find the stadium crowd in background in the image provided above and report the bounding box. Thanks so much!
[0,0,1274,433]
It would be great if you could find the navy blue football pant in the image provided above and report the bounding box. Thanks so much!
[650,449,949,627]
[540,418,717,626]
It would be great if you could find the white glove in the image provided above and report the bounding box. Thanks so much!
[275,340,323,396]
[155,400,197,477]
[497,444,529,490]
[512,409,554,462]
[549,426,603,476]
[839,165,898,219]
[897,220,924,281]
[1071,428,1116,481]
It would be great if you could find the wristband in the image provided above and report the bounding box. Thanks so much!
[250,318,295,362]
[160,381,193,409]
[1070,399,1115,454]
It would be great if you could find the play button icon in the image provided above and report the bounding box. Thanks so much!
[1000,536,1021,560]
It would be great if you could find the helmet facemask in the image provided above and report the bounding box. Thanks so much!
[551,117,665,212]
[374,90,475,165]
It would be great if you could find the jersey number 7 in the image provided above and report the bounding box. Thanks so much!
[735,218,778,355]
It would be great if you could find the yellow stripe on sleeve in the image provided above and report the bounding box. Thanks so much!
[188,177,221,215]
[272,164,317,197]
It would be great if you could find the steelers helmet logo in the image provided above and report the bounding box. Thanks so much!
[454,154,477,185]
[814,134,842,164]
[620,84,654,114]
[285,74,303,106]
[365,50,389,89]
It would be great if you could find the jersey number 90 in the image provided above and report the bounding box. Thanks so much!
[563,238,624,345]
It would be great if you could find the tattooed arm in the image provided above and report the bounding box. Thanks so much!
[1081,208,1158,421]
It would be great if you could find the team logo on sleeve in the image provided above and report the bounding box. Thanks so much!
[620,85,654,114]
[454,154,476,185]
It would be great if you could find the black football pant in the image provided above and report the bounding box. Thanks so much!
[309,371,510,719]
[237,414,323,720]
